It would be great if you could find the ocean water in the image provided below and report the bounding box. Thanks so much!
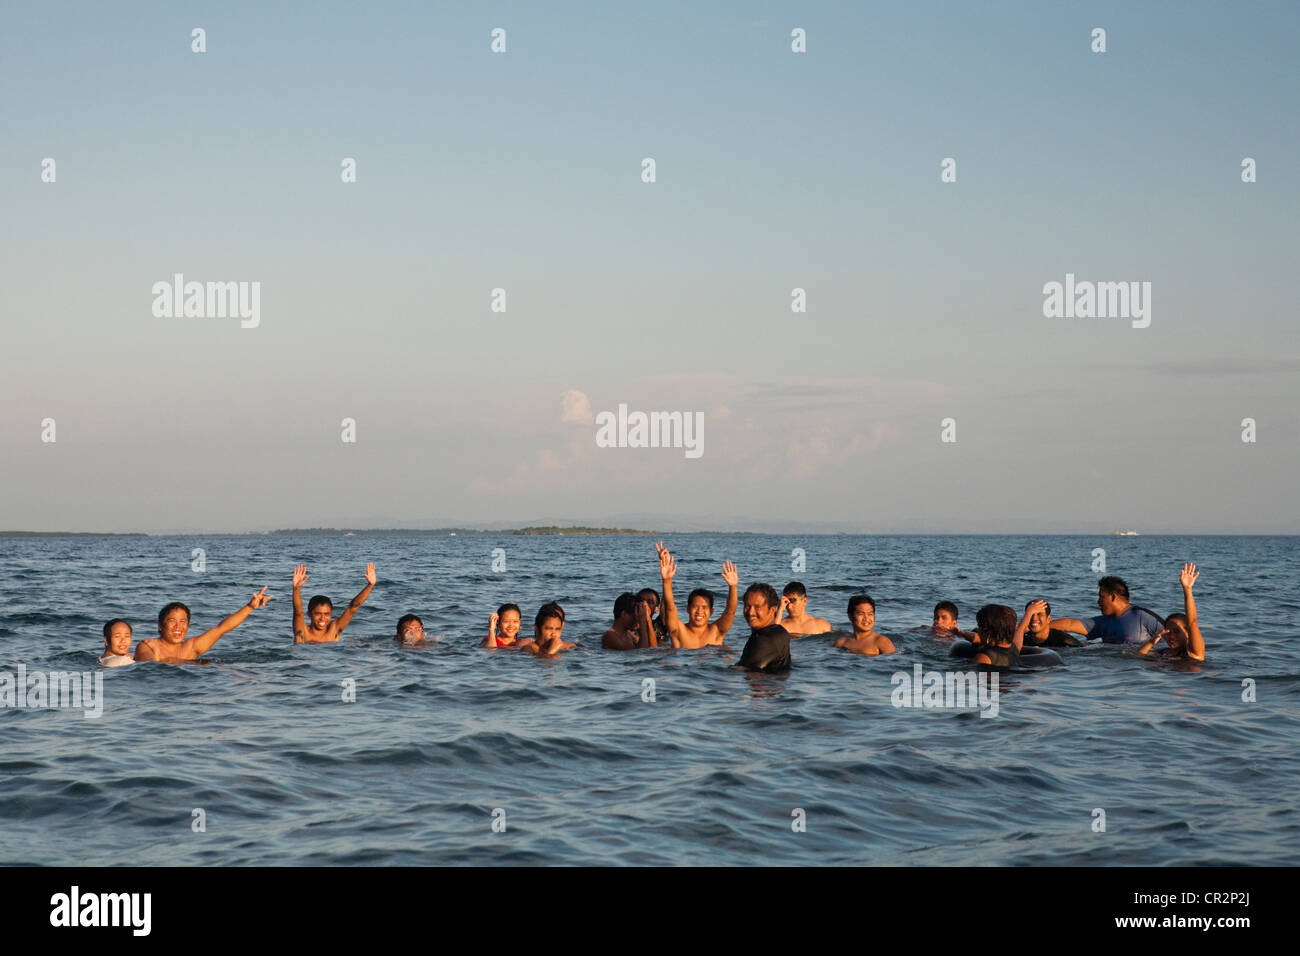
[1,533,1297,866]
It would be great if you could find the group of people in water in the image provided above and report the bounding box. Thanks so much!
[95,542,1207,672]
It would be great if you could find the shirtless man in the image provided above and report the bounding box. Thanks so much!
[602,593,657,650]
[777,582,832,636]
[134,587,271,662]
[98,619,135,667]
[522,602,575,656]
[292,563,376,644]
[835,595,896,656]
[656,544,738,649]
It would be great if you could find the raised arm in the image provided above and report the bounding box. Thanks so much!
[292,564,308,642]
[1182,562,1205,661]
[189,586,271,656]
[637,598,657,648]
[334,562,376,635]
[484,611,500,647]
[714,561,739,636]
[657,544,684,645]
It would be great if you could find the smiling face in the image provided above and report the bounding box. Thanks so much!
[104,622,132,656]
[309,603,333,631]
[1162,619,1190,653]
[1028,609,1050,635]
[743,595,777,629]
[158,608,189,644]
[852,603,876,634]
[687,595,711,627]
[498,609,521,640]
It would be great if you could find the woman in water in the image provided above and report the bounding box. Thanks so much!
[1137,563,1205,662]
[483,603,528,648]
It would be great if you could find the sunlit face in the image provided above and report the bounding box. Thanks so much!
[1162,620,1189,652]
[852,603,875,634]
[1028,610,1049,634]
[743,595,777,629]
[310,603,333,630]
[1097,590,1119,614]
[499,609,521,640]
[105,622,132,656]
[933,610,956,631]
[688,596,712,627]
[785,594,806,614]
[536,616,564,644]
[400,620,424,641]
[158,609,189,643]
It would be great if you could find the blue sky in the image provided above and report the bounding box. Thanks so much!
[2,1,1297,532]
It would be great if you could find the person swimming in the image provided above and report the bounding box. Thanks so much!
[98,619,134,667]
[484,603,527,648]
[395,614,430,647]
[777,582,832,636]
[1048,576,1163,645]
[134,587,271,662]
[960,604,1023,668]
[930,601,963,638]
[1137,563,1206,662]
[737,583,791,673]
[522,602,575,656]
[292,563,376,644]
[655,543,739,648]
[602,592,658,650]
[835,595,897,656]
[1020,599,1085,647]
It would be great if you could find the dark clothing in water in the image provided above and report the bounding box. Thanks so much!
[1024,627,1085,648]
[740,624,791,673]
[979,642,1020,668]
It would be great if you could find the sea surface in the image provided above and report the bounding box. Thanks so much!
[2,533,1297,866]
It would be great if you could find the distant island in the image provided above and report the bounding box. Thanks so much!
[0,531,147,537]
[511,526,653,535]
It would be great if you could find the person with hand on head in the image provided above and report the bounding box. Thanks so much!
[777,582,832,636]
[135,587,272,662]
[655,542,739,649]
[1138,563,1206,662]
[292,563,376,644]
[484,603,528,648]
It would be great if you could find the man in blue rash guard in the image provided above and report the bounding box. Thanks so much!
[1049,576,1164,645]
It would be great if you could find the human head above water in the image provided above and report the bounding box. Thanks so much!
[395,614,423,638]
[1162,612,1191,653]
[783,581,808,599]
[535,602,566,642]
[1097,576,1130,613]
[742,583,779,628]
[686,587,714,626]
[496,603,521,639]
[975,605,1017,646]
[307,595,333,628]
[613,592,638,624]
[102,619,132,656]
[933,600,958,629]
[636,588,660,614]
[156,602,191,642]
[1024,599,1052,633]
[848,595,876,632]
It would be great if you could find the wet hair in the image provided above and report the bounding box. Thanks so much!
[1165,612,1189,637]
[848,595,876,617]
[743,583,779,609]
[636,588,660,608]
[1097,576,1129,601]
[933,601,958,620]
[687,587,715,612]
[613,592,638,620]
[102,618,132,639]
[1024,599,1052,618]
[307,595,333,614]
[975,605,1017,646]
[496,603,521,620]
[396,614,423,635]
[535,602,565,630]
[157,602,190,626]
[783,581,807,598]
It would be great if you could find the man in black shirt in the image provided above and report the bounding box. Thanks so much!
[1021,599,1084,647]
[738,583,791,673]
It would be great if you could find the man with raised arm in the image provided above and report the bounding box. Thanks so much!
[134,587,272,662]
[293,563,377,644]
[777,582,832,636]
[656,542,739,649]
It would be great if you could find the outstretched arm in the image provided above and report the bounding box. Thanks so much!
[190,587,271,656]
[658,544,684,645]
[1182,562,1205,661]
[714,561,739,636]
[334,562,376,635]
[292,564,308,642]
[1049,617,1089,635]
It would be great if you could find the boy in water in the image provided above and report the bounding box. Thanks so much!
[931,601,960,637]
[1138,563,1206,662]
[836,595,896,656]
[484,603,528,648]
[777,582,832,636]
[1049,576,1163,645]
[396,614,430,647]
[602,592,658,650]
[737,583,791,672]
[522,602,575,656]
[1020,599,1085,647]
[655,543,738,648]
[98,619,134,667]
[134,587,272,662]
[292,563,376,644]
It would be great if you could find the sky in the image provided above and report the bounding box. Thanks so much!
[2,0,1297,533]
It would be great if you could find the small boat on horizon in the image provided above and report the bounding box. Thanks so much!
[1113,530,1139,536]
